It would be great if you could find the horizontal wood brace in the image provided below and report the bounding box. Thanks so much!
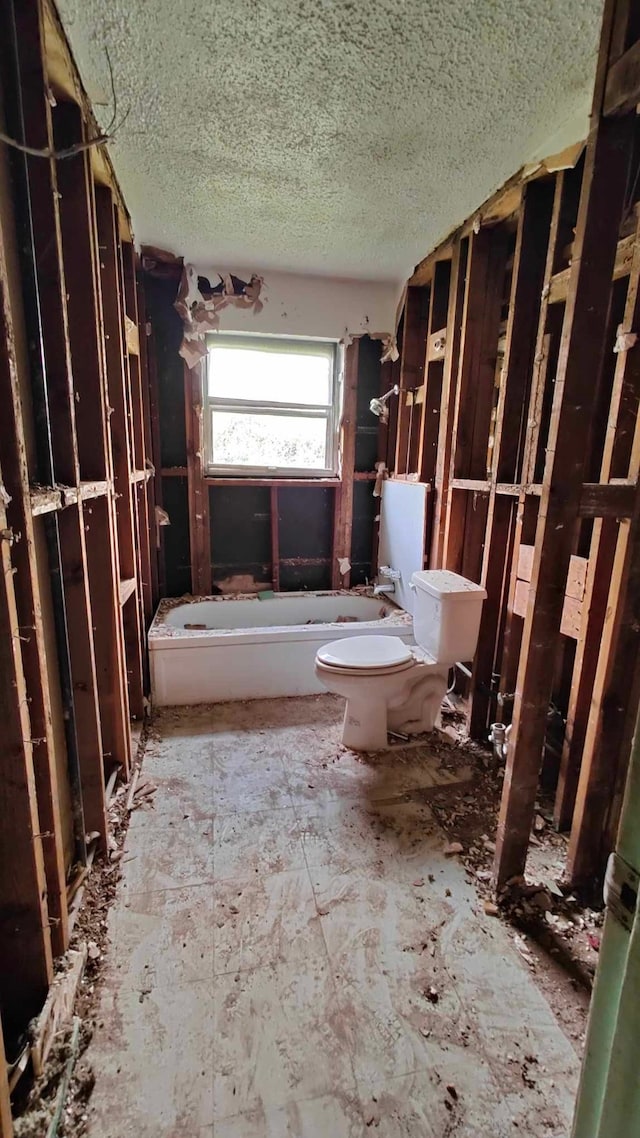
[29,480,112,514]
[548,234,635,304]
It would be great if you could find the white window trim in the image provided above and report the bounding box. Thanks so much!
[204,334,342,479]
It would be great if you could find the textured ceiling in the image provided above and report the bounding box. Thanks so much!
[57,0,602,282]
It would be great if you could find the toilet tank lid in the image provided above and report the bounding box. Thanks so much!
[411,570,487,601]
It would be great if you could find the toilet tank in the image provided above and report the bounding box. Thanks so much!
[411,570,487,664]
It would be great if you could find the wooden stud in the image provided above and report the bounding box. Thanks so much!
[442,228,508,572]
[331,483,343,590]
[566,210,640,876]
[469,181,555,737]
[557,212,640,831]
[0,138,69,952]
[493,0,635,888]
[184,360,212,596]
[136,275,159,608]
[114,237,145,718]
[430,239,466,566]
[52,105,108,481]
[0,475,53,1041]
[418,260,451,486]
[94,191,139,591]
[9,0,77,485]
[270,486,280,592]
[53,102,129,798]
[123,243,156,619]
[395,288,430,474]
[56,504,107,843]
[333,340,359,589]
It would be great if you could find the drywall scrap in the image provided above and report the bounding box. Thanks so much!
[174,264,264,368]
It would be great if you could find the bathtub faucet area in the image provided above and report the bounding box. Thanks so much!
[373,565,401,596]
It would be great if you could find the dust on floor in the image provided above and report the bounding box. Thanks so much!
[54,694,588,1136]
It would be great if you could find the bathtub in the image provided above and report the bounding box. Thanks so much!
[149,590,413,706]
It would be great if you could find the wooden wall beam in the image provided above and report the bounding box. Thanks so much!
[442,229,507,572]
[53,101,129,802]
[95,187,141,738]
[10,1,77,485]
[184,360,212,596]
[556,228,640,830]
[565,210,640,878]
[270,486,280,591]
[394,287,430,474]
[0,139,69,952]
[468,181,556,737]
[418,260,451,486]
[430,239,466,566]
[493,185,574,845]
[0,480,53,1042]
[56,505,106,843]
[123,243,156,620]
[493,4,635,887]
[332,339,359,588]
[115,239,145,718]
[578,481,637,517]
[136,275,159,609]
[143,317,165,597]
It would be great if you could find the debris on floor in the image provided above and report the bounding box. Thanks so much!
[10,734,148,1138]
[420,718,597,1044]
[11,696,593,1135]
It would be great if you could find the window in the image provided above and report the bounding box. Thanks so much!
[204,335,340,477]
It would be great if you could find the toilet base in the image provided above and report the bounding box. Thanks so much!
[338,666,449,751]
[388,667,448,737]
[342,697,389,751]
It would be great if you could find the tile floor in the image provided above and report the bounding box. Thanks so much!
[84,695,581,1137]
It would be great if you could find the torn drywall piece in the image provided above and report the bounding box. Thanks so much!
[373,461,387,497]
[343,330,398,364]
[174,264,265,367]
[373,333,399,363]
[338,557,351,576]
[614,329,638,354]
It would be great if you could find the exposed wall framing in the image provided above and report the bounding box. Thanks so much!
[143,262,387,597]
[384,0,640,896]
[0,0,156,1098]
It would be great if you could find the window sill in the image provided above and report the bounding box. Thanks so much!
[204,474,341,487]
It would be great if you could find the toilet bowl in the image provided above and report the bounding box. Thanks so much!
[315,570,486,751]
[315,635,448,751]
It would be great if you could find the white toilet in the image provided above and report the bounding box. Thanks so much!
[315,569,486,751]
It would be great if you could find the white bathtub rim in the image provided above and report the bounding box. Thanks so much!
[149,590,412,652]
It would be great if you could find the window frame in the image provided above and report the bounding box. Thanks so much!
[203,334,342,479]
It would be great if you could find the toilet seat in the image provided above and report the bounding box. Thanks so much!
[316,635,414,671]
[317,659,415,678]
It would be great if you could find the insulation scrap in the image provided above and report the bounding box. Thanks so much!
[175,264,264,368]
